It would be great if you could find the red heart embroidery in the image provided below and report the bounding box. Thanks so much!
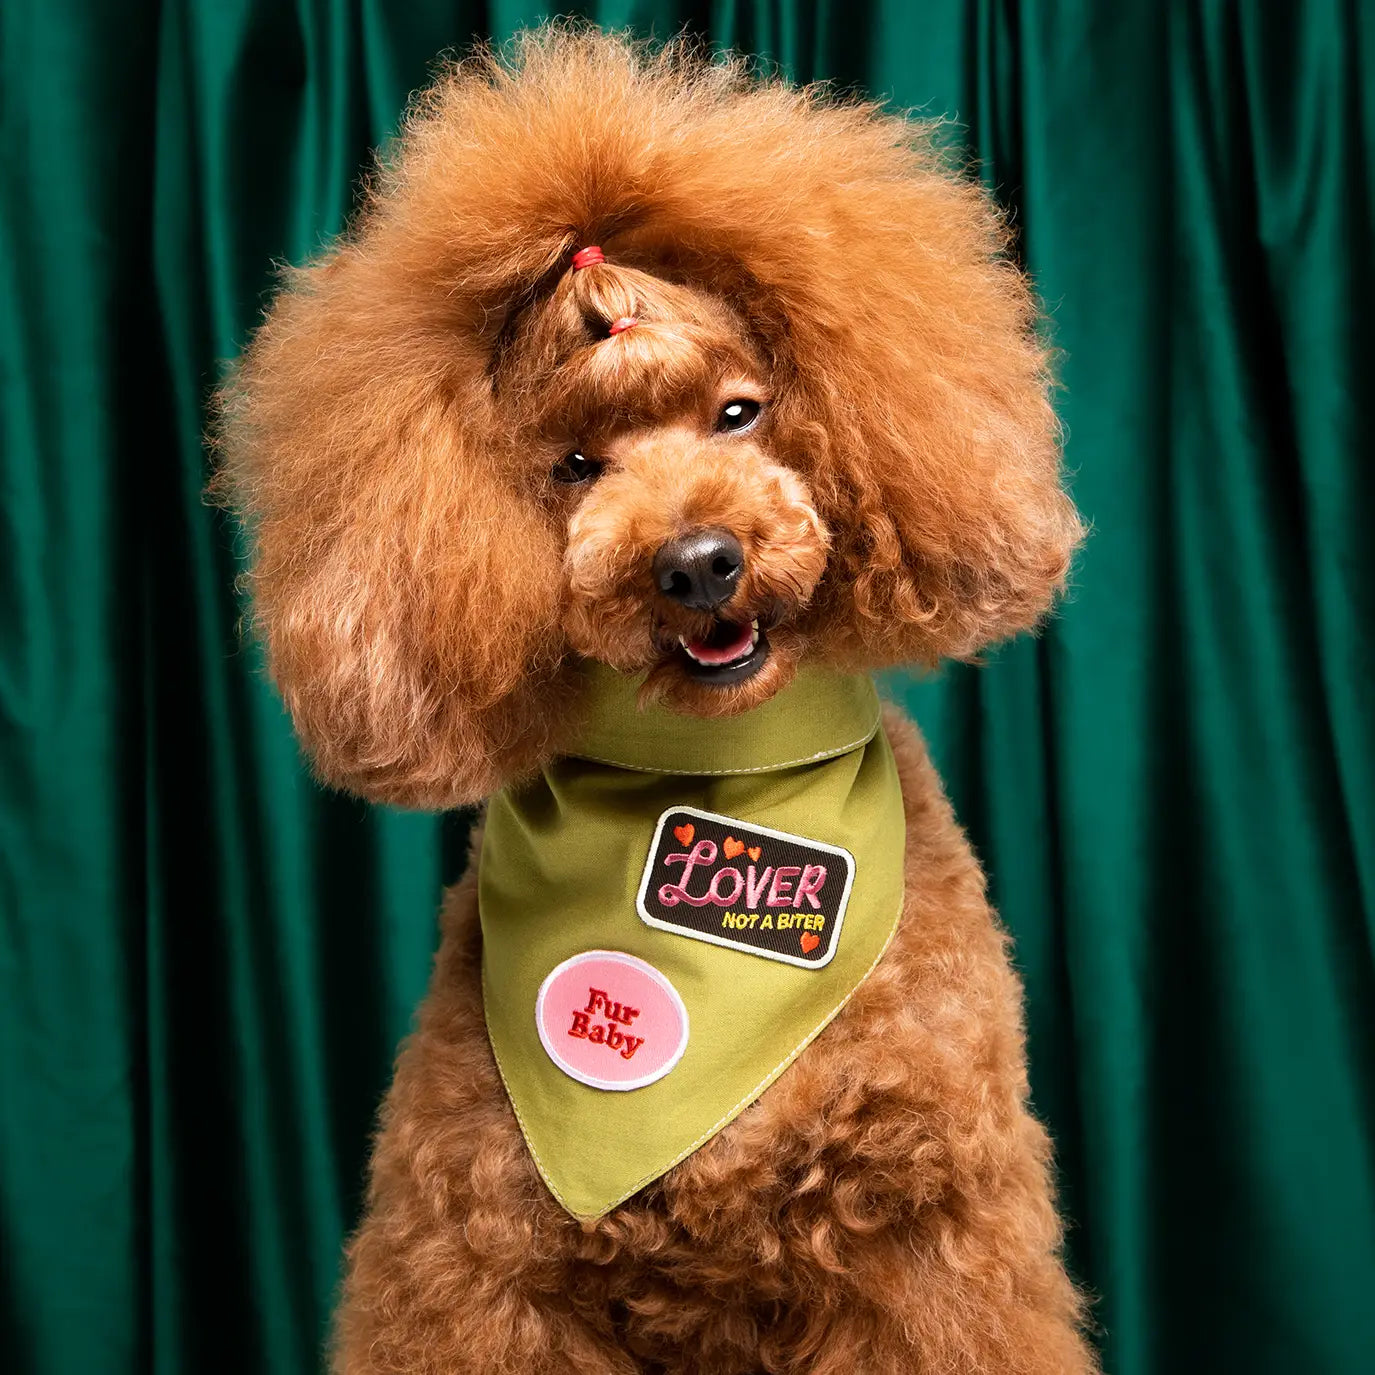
[723,837,746,859]
[747,846,762,862]
[673,823,695,846]
[800,933,821,955]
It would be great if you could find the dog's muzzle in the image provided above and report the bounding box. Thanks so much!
[653,527,770,685]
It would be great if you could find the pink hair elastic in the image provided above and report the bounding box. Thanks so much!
[608,316,639,335]
[571,245,605,270]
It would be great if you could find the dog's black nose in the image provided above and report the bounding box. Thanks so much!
[653,528,744,610]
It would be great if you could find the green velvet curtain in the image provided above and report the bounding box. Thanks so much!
[2,2,1371,1372]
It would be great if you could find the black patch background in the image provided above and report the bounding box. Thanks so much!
[638,809,853,965]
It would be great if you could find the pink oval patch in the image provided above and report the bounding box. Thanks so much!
[536,950,689,1091]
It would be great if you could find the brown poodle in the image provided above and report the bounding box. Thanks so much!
[218,27,1095,1375]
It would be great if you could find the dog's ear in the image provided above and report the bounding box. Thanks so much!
[765,142,1084,666]
[215,248,570,809]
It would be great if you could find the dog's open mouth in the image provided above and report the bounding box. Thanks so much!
[677,617,770,685]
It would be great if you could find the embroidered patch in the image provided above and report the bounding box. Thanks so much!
[536,950,690,1091]
[637,806,855,968]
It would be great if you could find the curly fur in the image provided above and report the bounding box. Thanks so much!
[217,24,1094,1373]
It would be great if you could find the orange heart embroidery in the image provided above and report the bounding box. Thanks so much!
[673,823,695,846]
[800,932,821,955]
[723,837,746,859]
[747,846,762,862]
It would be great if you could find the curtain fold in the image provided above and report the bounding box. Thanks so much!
[2,3,1371,1372]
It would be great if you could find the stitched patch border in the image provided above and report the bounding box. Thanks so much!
[636,805,856,970]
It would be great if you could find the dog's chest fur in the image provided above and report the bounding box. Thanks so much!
[365,707,1044,1370]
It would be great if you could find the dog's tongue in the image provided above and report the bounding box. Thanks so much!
[683,620,755,666]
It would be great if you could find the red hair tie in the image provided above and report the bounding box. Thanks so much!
[571,245,605,270]
[608,316,639,336]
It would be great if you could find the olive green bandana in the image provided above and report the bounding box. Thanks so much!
[479,664,906,1221]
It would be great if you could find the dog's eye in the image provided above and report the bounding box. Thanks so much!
[551,451,603,485]
[716,398,762,433]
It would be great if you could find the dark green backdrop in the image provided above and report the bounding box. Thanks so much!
[2,2,1372,1372]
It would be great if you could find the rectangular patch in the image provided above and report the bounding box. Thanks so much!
[636,805,855,969]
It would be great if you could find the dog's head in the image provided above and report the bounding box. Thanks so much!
[217,29,1082,807]
[499,258,825,712]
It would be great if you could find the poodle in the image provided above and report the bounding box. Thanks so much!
[217,27,1095,1375]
